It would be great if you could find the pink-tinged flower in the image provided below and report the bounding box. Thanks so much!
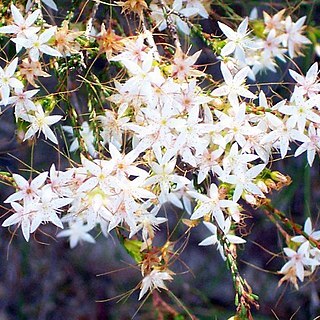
[196,148,224,184]
[278,88,320,133]
[110,33,149,64]
[0,58,24,106]
[211,63,257,110]
[13,27,62,61]
[23,104,62,144]
[4,172,48,203]
[96,109,129,150]
[263,9,285,33]
[0,4,40,40]
[3,88,38,119]
[279,242,319,283]
[218,17,262,62]
[175,80,213,111]
[139,270,173,300]
[283,16,311,58]
[294,123,320,166]
[108,142,147,178]
[262,29,286,62]
[289,62,320,98]
[172,48,203,80]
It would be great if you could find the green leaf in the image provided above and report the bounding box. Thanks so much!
[174,315,185,320]
[250,20,265,39]
[123,238,143,263]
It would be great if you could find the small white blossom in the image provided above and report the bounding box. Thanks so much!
[218,17,262,62]
[139,270,173,300]
[211,63,257,110]
[0,4,40,48]
[279,242,319,283]
[23,104,62,144]
[0,58,23,106]
[199,219,246,260]
[13,27,62,61]
[57,220,96,248]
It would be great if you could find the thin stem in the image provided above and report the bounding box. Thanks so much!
[222,236,259,319]
[262,200,320,249]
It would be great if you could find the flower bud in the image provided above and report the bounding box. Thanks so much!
[256,180,268,193]
[270,171,288,183]
[316,44,320,57]
[212,98,223,108]
[243,193,257,205]
[265,178,277,189]
[227,205,241,222]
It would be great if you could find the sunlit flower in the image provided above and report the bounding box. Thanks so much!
[289,62,320,98]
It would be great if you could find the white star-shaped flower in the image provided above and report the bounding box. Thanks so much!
[211,62,257,110]
[0,4,40,43]
[139,270,173,300]
[289,62,320,98]
[0,58,23,106]
[13,27,62,61]
[218,17,262,62]
[23,104,62,144]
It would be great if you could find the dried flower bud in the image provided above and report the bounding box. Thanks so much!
[264,178,277,190]
[270,171,288,183]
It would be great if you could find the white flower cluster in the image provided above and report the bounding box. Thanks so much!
[279,218,320,289]
[1,2,319,300]
[219,13,311,79]
[0,4,62,143]
[150,0,209,35]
